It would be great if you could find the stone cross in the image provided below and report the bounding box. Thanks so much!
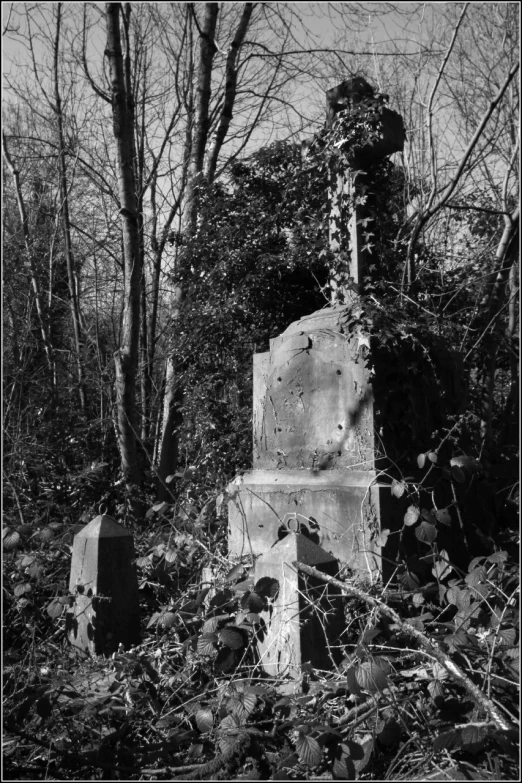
[325,78,404,302]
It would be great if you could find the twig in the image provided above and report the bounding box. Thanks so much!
[293,561,513,732]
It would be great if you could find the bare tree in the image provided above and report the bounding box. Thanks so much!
[105,1,143,514]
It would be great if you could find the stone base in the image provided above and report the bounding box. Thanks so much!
[228,469,395,579]
[254,533,344,678]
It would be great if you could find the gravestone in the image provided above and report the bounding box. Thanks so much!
[229,78,405,579]
[227,78,408,678]
[68,514,141,657]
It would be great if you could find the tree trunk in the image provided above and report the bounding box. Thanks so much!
[184,1,219,234]
[54,2,87,413]
[156,2,218,500]
[106,2,144,518]
[205,3,254,184]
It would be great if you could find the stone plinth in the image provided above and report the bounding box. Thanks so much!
[254,533,344,678]
[68,515,141,656]
[228,468,383,577]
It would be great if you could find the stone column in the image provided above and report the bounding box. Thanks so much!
[325,77,404,302]
[68,514,141,656]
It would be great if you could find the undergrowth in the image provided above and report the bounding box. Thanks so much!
[2,454,519,781]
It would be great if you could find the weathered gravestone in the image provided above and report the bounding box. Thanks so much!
[228,78,464,678]
[229,78,405,570]
[227,78,406,677]
[68,514,141,657]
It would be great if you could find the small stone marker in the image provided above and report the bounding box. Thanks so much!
[68,514,141,656]
[254,533,344,679]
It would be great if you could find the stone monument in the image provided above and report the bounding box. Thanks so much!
[68,514,141,657]
[228,78,405,581]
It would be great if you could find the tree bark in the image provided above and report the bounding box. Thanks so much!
[156,2,219,500]
[206,3,254,184]
[184,1,219,234]
[53,2,87,413]
[105,2,144,518]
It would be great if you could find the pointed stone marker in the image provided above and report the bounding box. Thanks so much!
[68,514,141,656]
[254,533,344,679]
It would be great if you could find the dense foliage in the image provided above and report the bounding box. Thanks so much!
[171,142,330,492]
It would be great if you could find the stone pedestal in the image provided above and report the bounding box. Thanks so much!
[229,306,387,578]
[254,533,344,678]
[229,468,383,577]
[68,515,141,656]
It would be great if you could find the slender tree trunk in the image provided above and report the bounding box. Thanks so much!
[156,2,218,500]
[106,2,144,518]
[205,2,254,183]
[184,2,219,234]
[53,3,87,413]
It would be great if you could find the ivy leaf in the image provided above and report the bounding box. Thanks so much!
[398,570,420,590]
[254,576,279,600]
[353,736,374,773]
[465,566,486,586]
[375,528,389,547]
[432,551,453,581]
[486,551,508,564]
[434,508,452,526]
[209,590,235,612]
[202,616,224,634]
[228,691,257,723]
[428,679,444,701]
[415,521,437,544]
[159,611,177,628]
[218,626,246,650]
[450,465,466,483]
[444,631,469,651]
[498,627,517,646]
[296,733,322,768]
[333,749,356,780]
[434,730,462,752]
[242,591,266,612]
[13,582,31,597]
[234,578,254,594]
[47,598,64,619]
[391,479,406,499]
[195,708,214,733]
[461,724,489,751]
[197,634,218,656]
[27,562,44,579]
[3,529,21,550]
[356,661,388,693]
[450,455,481,475]
[404,505,420,526]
